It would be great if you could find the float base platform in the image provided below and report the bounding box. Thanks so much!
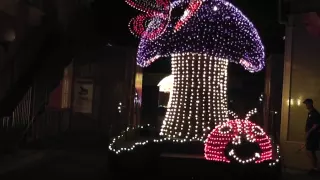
[108,142,281,179]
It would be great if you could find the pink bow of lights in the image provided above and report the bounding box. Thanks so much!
[174,0,203,31]
[126,0,171,40]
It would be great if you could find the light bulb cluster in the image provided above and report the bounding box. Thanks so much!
[204,120,273,164]
[259,93,264,102]
[228,110,239,119]
[245,108,258,120]
[228,107,258,121]
[134,91,141,105]
[118,102,123,113]
[160,53,228,140]
[125,0,169,13]
[228,149,260,164]
[109,124,158,154]
[268,145,280,166]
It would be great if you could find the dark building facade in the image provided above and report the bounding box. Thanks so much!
[280,10,320,169]
[263,54,284,139]
[26,46,139,143]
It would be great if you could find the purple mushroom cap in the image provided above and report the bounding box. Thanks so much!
[135,0,265,72]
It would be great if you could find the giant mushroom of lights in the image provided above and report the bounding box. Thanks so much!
[127,0,265,140]
[108,0,281,168]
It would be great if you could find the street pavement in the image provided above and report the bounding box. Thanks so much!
[283,169,320,180]
[0,149,110,180]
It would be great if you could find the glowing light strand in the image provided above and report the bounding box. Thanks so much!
[125,0,169,13]
[228,110,239,119]
[108,124,202,154]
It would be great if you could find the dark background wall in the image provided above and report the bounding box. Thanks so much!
[71,46,137,136]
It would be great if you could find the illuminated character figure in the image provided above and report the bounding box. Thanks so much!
[126,0,265,140]
[204,119,274,164]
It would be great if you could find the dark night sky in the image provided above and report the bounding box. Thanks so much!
[93,0,285,74]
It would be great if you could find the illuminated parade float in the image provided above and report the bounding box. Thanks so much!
[127,0,265,139]
[109,0,280,173]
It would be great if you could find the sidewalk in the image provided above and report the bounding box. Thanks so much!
[283,168,320,180]
[0,134,110,180]
[0,150,62,175]
[1,149,318,180]
[0,148,110,180]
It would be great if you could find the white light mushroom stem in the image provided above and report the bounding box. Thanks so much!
[160,52,229,140]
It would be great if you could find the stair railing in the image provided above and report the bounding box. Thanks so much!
[0,87,33,130]
[0,86,34,153]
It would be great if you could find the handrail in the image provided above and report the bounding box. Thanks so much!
[0,1,96,150]
[0,87,33,129]
[0,85,60,148]
[0,87,33,152]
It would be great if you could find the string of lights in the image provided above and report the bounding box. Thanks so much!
[108,124,202,154]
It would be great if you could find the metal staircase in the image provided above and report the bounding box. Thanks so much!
[0,0,99,154]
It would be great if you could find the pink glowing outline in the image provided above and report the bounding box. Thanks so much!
[174,0,203,32]
[126,0,172,41]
